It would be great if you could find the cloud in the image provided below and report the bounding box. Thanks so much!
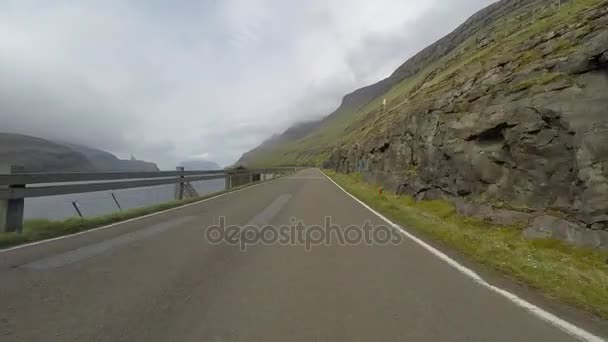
[188,152,211,160]
[0,0,496,169]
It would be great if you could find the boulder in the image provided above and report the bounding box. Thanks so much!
[452,197,533,226]
[557,55,594,74]
[523,215,608,248]
[585,31,608,56]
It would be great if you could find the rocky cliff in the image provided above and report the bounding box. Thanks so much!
[242,0,608,246]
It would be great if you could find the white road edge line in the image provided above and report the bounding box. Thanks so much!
[0,176,284,254]
[284,176,326,180]
[321,170,604,342]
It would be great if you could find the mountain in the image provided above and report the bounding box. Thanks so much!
[0,133,96,172]
[239,0,608,238]
[64,143,159,172]
[179,159,221,170]
[237,0,540,167]
[237,120,322,166]
[0,133,159,172]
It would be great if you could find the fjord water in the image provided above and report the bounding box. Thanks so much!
[23,179,226,221]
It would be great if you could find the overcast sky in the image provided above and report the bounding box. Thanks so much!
[0,0,495,169]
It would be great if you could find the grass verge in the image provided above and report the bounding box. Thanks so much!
[324,170,608,319]
[0,178,276,250]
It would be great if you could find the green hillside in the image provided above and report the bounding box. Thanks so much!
[239,0,607,167]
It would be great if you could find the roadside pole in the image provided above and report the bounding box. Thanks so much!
[176,166,185,200]
[0,165,25,233]
[0,164,7,232]
[225,173,231,190]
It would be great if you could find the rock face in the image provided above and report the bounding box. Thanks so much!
[324,0,608,244]
[524,215,608,248]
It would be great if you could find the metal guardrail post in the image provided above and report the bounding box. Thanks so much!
[176,166,185,200]
[0,164,7,232]
[72,201,84,217]
[111,193,122,211]
[225,173,231,190]
[0,165,25,233]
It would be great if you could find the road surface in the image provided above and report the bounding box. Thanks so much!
[0,168,604,341]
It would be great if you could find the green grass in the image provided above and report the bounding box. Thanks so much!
[325,170,608,319]
[0,178,278,249]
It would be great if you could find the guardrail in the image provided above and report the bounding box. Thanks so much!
[0,165,296,233]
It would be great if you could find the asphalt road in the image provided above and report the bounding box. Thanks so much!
[0,168,604,341]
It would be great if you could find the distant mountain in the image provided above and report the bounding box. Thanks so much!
[236,75,396,167]
[0,133,96,172]
[237,120,322,166]
[64,143,159,172]
[179,159,221,170]
[0,133,159,172]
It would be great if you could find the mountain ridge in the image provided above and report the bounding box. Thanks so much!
[62,142,159,172]
[0,133,160,172]
[237,0,531,167]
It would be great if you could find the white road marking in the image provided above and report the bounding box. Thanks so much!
[321,170,604,342]
[23,216,196,269]
[0,176,284,254]
[246,194,292,226]
[284,176,327,180]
